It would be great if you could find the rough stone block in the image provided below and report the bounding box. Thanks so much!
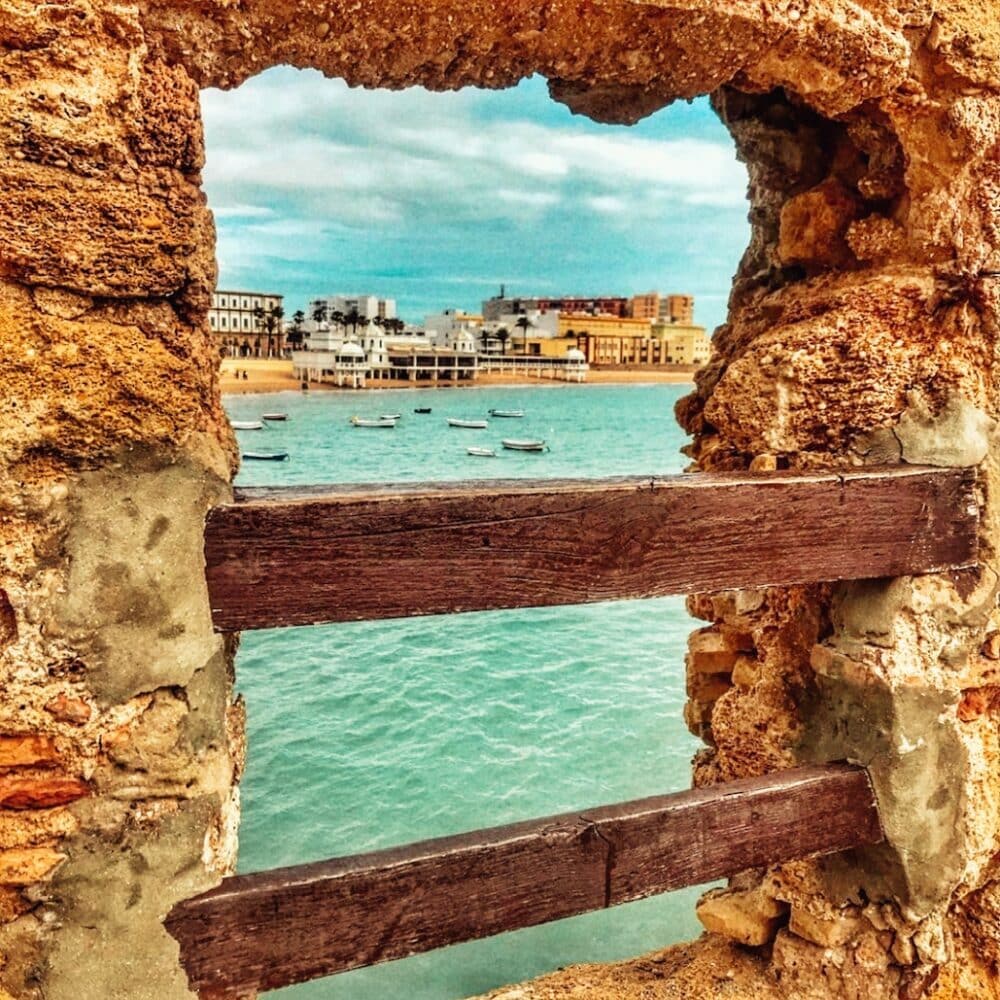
[44,695,92,727]
[696,886,788,947]
[0,777,90,810]
[777,178,860,270]
[0,735,59,771]
[789,904,866,948]
[0,847,65,885]
[730,655,761,689]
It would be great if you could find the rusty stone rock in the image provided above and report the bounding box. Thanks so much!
[43,695,92,727]
[0,778,90,811]
[0,736,60,771]
[777,178,862,271]
[0,848,65,887]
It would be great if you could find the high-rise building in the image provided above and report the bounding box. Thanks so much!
[661,294,695,325]
[629,292,660,320]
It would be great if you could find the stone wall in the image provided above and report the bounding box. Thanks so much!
[1,0,998,997]
[0,5,241,997]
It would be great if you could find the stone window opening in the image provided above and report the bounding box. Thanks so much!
[3,3,999,999]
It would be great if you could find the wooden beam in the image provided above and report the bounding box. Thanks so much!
[204,467,977,631]
[166,763,883,996]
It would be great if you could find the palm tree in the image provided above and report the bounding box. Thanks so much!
[252,305,266,357]
[288,310,306,348]
[330,310,345,334]
[264,304,285,357]
[514,315,533,354]
[345,307,363,334]
[495,327,510,355]
[479,328,492,353]
[311,301,328,328]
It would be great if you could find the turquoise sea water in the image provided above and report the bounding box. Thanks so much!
[225,384,707,999]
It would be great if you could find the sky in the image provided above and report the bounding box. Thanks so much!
[200,68,750,332]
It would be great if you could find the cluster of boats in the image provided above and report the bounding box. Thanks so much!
[231,404,548,463]
[231,412,290,461]
[348,407,547,456]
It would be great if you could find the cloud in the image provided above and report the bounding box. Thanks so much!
[200,69,750,330]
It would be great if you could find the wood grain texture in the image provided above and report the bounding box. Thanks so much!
[166,764,882,996]
[205,467,978,631]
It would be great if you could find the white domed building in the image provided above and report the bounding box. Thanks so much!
[564,346,589,382]
[292,335,370,388]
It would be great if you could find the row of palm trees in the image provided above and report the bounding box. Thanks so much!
[303,303,407,341]
[251,303,285,357]
[478,315,538,355]
[280,306,580,357]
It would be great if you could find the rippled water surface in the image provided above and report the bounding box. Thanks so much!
[226,384,707,999]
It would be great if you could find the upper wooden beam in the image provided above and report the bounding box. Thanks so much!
[204,466,978,631]
[166,763,882,996]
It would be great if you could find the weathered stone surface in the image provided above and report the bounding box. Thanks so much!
[2,0,1000,997]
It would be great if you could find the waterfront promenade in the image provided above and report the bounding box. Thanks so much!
[221,358,698,394]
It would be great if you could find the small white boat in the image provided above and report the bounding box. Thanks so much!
[231,420,264,430]
[489,409,524,418]
[448,418,488,429]
[262,412,288,421]
[351,416,396,428]
[242,451,289,461]
[381,413,401,420]
[467,447,497,457]
[502,439,546,452]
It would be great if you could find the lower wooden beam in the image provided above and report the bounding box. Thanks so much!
[166,764,882,996]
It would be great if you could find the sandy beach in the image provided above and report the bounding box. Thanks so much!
[221,358,696,394]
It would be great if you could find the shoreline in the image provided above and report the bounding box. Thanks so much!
[220,359,696,396]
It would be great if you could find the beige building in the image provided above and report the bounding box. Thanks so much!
[628,292,696,325]
[662,293,695,325]
[554,312,710,366]
[209,289,284,357]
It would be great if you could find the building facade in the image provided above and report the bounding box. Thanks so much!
[482,292,630,322]
[310,294,397,324]
[209,290,285,356]
[661,294,695,325]
[629,292,696,325]
[557,313,711,366]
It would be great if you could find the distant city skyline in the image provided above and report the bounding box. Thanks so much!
[201,70,750,332]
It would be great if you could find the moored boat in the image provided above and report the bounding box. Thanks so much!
[467,446,497,457]
[502,439,546,452]
[381,413,402,420]
[447,418,488,429]
[351,416,397,428]
[231,420,264,430]
[242,451,289,461]
[414,407,432,414]
[488,409,524,418]
[262,412,288,421]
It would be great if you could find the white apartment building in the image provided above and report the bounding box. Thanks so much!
[208,289,284,356]
[423,309,485,350]
[309,294,397,324]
